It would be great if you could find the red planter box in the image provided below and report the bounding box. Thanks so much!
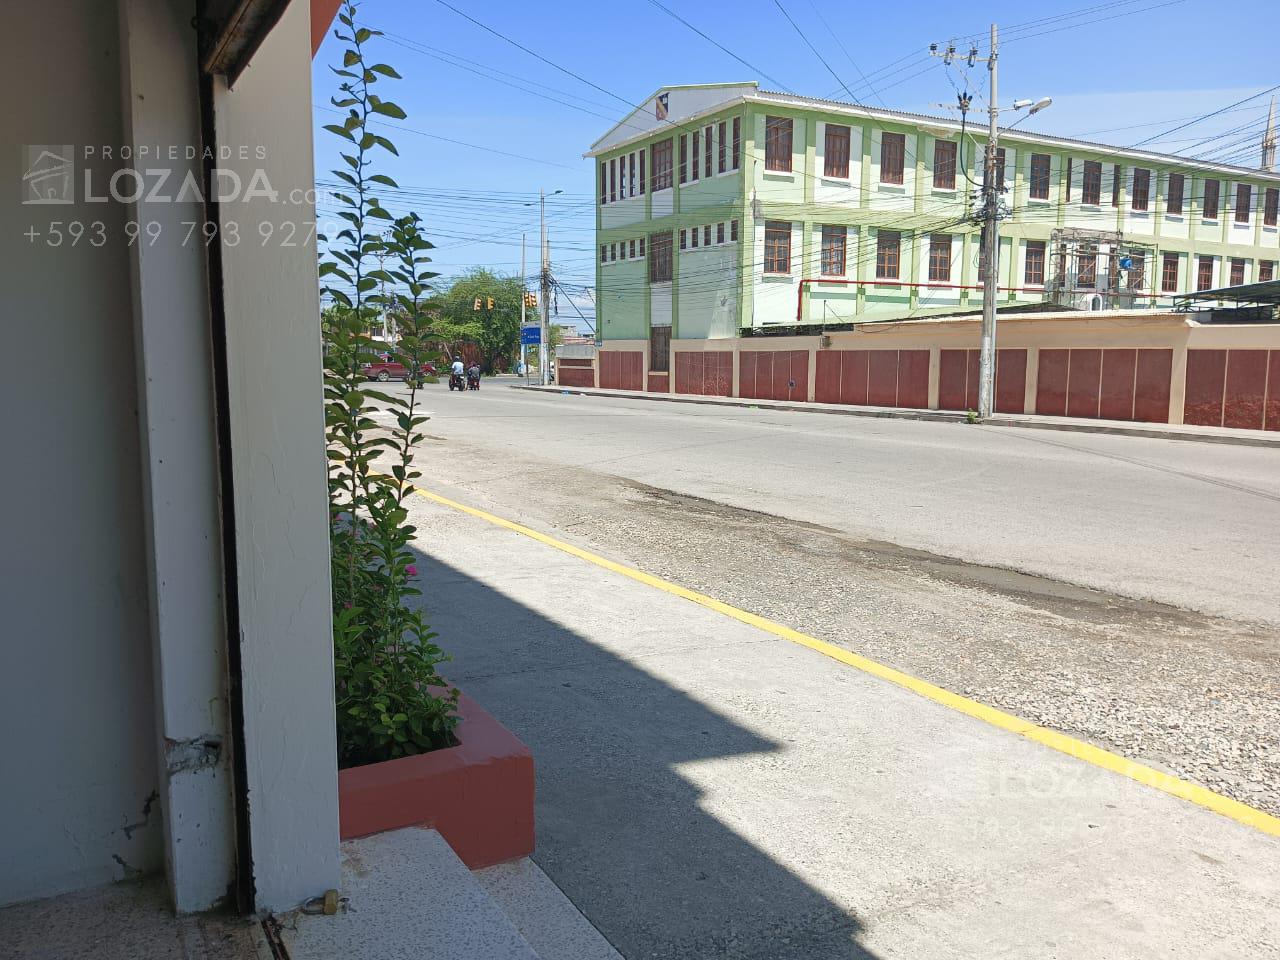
[338,693,534,868]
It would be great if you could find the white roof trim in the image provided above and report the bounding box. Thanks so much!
[586,84,1280,181]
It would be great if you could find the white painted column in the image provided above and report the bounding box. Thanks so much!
[117,0,235,912]
[211,0,340,912]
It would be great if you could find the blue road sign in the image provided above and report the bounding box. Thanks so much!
[521,325,541,345]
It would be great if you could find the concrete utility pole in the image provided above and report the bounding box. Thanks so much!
[519,231,527,381]
[540,189,551,386]
[978,22,1000,420]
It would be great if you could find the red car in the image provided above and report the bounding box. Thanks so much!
[362,356,438,382]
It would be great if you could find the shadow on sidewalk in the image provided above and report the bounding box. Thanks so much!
[409,547,880,960]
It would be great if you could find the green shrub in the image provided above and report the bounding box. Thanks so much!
[319,2,456,767]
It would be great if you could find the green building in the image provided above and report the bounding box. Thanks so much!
[587,82,1280,370]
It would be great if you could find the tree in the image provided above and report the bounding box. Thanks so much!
[432,269,528,372]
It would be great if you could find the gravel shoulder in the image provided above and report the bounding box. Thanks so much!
[417,433,1280,818]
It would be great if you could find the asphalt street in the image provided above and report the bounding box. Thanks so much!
[404,380,1280,625]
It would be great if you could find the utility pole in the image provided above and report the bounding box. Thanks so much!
[977,22,999,420]
[519,232,527,382]
[933,30,1049,418]
[540,189,551,386]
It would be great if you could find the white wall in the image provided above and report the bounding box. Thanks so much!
[0,0,163,905]
[211,0,341,912]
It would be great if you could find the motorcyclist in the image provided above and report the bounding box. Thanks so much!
[451,357,465,378]
[467,362,480,382]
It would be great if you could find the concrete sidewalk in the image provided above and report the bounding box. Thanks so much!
[407,483,1280,960]
[521,384,1280,448]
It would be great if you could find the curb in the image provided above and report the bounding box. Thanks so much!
[515,385,1280,449]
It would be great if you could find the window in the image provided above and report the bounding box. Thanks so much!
[1235,183,1251,224]
[1066,158,1073,201]
[1077,252,1097,286]
[821,225,847,276]
[1111,164,1121,207]
[704,224,712,247]
[1197,255,1214,291]
[691,225,698,248]
[1132,168,1150,212]
[718,121,727,173]
[650,138,673,191]
[1029,154,1051,200]
[599,163,607,205]
[649,325,670,374]
[880,132,905,184]
[1266,187,1279,226]
[679,136,687,184]
[875,230,901,279]
[824,124,851,178]
[765,116,792,172]
[1128,253,1146,291]
[928,233,952,282]
[1203,178,1220,220]
[1025,240,1046,286]
[1230,257,1246,286]
[764,220,791,273]
[1167,173,1185,215]
[609,243,616,262]
[933,140,957,190]
[639,151,645,194]
[730,219,739,241]
[679,229,686,250]
[732,117,741,169]
[609,158,616,202]
[691,130,700,180]
[1082,161,1102,205]
[600,244,607,263]
[618,155,627,198]
[717,222,725,244]
[629,239,636,258]
[629,152,637,196]
[1260,260,1275,282]
[704,124,713,177]
[649,230,673,282]
[1161,252,1179,293]
[639,237,644,256]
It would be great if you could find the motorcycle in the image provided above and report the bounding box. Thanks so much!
[448,372,466,391]
[466,371,480,390]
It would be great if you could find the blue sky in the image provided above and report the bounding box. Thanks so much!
[312,0,1279,331]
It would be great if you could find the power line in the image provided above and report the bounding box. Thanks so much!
[432,0,633,108]
[643,0,792,92]
[802,0,886,108]
[1131,83,1280,148]
[769,0,860,105]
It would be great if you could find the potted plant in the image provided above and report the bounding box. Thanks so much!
[317,2,532,868]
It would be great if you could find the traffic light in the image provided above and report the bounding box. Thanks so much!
[487,297,495,310]
[473,297,482,311]
[523,292,538,309]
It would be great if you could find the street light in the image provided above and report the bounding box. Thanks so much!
[524,190,563,386]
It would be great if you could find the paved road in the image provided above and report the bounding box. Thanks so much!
[407,381,1280,625]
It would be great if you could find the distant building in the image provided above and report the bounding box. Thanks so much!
[587,82,1280,348]
[579,84,1280,428]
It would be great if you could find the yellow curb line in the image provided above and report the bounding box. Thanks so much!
[413,485,1280,839]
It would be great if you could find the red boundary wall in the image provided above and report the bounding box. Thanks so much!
[1035,348,1173,424]
[813,350,927,408]
[675,352,733,396]
[1185,349,1279,430]
[936,349,1028,414]
[741,350,809,401]
[599,351,643,391]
